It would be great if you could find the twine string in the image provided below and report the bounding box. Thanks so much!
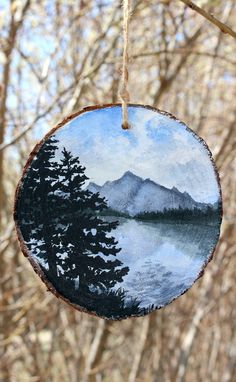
[119,0,131,130]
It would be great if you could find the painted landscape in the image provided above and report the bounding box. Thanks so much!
[15,105,222,319]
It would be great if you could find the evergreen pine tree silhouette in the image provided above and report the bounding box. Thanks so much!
[15,135,61,276]
[16,139,130,314]
[54,147,129,294]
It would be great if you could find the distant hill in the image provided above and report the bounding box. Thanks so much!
[87,171,216,218]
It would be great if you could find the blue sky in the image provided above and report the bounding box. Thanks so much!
[54,105,220,204]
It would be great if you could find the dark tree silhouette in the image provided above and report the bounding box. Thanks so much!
[15,138,131,317]
[135,204,220,222]
[15,135,61,276]
[36,136,63,279]
[53,147,129,293]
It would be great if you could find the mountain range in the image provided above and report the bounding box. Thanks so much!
[87,171,215,218]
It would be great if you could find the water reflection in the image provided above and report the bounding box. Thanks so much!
[110,218,220,307]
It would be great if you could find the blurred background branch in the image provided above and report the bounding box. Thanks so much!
[180,0,236,39]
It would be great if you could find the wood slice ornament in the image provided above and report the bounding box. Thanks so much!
[14,104,222,320]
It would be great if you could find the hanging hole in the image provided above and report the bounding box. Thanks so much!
[122,121,131,130]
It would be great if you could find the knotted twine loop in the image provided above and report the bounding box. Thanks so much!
[119,0,131,130]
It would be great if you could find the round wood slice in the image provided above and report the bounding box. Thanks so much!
[14,104,222,320]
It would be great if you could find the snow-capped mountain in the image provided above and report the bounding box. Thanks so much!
[87,171,211,217]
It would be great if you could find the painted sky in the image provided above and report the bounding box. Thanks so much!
[54,105,220,204]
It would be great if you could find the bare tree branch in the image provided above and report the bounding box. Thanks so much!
[180,0,236,39]
[0,0,31,231]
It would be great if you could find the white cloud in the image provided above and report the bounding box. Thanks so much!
[54,106,220,204]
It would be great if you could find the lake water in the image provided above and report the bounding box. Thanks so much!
[108,217,220,308]
[28,214,221,313]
